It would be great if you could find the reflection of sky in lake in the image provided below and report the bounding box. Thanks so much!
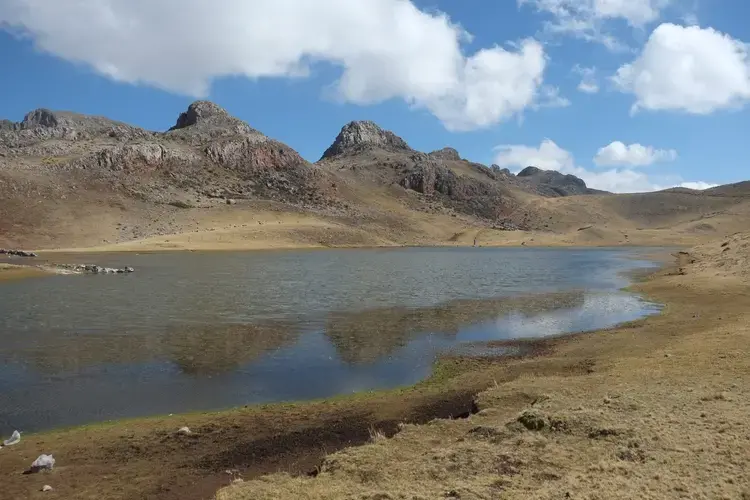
[0,247,664,432]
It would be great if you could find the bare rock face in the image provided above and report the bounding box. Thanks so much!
[170,101,228,130]
[166,101,260,146]
[428,147,461,162]
[400,155,459,196]
[491,164,513,177]
[399,153,513,220]
[517,166,592,196]
[320,121,411,160]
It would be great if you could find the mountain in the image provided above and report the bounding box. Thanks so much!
[1,102,748,250]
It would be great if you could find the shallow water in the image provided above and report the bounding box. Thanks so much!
[0,247,662,432]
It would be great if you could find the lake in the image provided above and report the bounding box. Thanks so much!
[0,247,663,432]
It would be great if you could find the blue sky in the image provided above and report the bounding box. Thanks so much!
[0,0,748,192]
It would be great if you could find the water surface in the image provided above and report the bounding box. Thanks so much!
[0,247,662,432]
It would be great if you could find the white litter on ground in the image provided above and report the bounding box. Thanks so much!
[31,454,56,472]
[3,430,21,446]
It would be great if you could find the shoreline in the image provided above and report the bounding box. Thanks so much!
[3,242,747,499]
[0,255,693,500]
[36,240,679,255]
[219,252,750,499]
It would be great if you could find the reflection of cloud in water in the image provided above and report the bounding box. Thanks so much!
[486,292,661,341]
[446,292,662,358]
[324,291,586,364]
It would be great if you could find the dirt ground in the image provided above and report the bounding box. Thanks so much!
[1,236,749,499]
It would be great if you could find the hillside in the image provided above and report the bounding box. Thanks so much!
[1,101,748,251]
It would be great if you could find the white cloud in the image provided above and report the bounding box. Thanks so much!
[493,139,711,193]
[594,141,677,167]
[613,23,750,114]
[494,139,574,172]
[679,181,718,190]
[535,85,572,108]
[573,65,599,93]
[518,0,671,50]
[0,0,551,131]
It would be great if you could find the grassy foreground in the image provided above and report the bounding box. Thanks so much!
[1,235,748,499]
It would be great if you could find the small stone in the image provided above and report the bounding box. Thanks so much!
[42,485,53,492]
[177,426,191,435]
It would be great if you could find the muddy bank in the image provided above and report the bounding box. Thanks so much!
[0,353,539,500]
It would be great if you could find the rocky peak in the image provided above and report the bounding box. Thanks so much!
[21,109,61,129]
[517,166,542,177]
[428,147,461,161]
[320,121,411,160]
[170,101,231,130]
[166,101,258,142]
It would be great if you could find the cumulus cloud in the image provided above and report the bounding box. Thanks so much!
[493,139,710,193]
[573,65,599,93]
[594,141,677,167]
[613,23,750,114]
[0,0,553,131]
[494,139,575,172]
[518,0,671,50]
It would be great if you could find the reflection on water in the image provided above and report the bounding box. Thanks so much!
[0,247,662,431]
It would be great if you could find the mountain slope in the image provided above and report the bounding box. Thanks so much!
[0,102,747,251]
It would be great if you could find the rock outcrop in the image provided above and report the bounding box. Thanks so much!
[0,249,38,257]
[491,164,513,177]
[0,108,150,149]
[54,264,135,275]
[428,147,461,161]
[516,166,594,196]
[166,100,259,142]
[320,121,412,160]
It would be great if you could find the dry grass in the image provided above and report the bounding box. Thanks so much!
[217,238,750,500]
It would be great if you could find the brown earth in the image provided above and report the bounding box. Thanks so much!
[1,236,749,499]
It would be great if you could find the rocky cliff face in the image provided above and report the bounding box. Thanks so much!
[320,121,412,160]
